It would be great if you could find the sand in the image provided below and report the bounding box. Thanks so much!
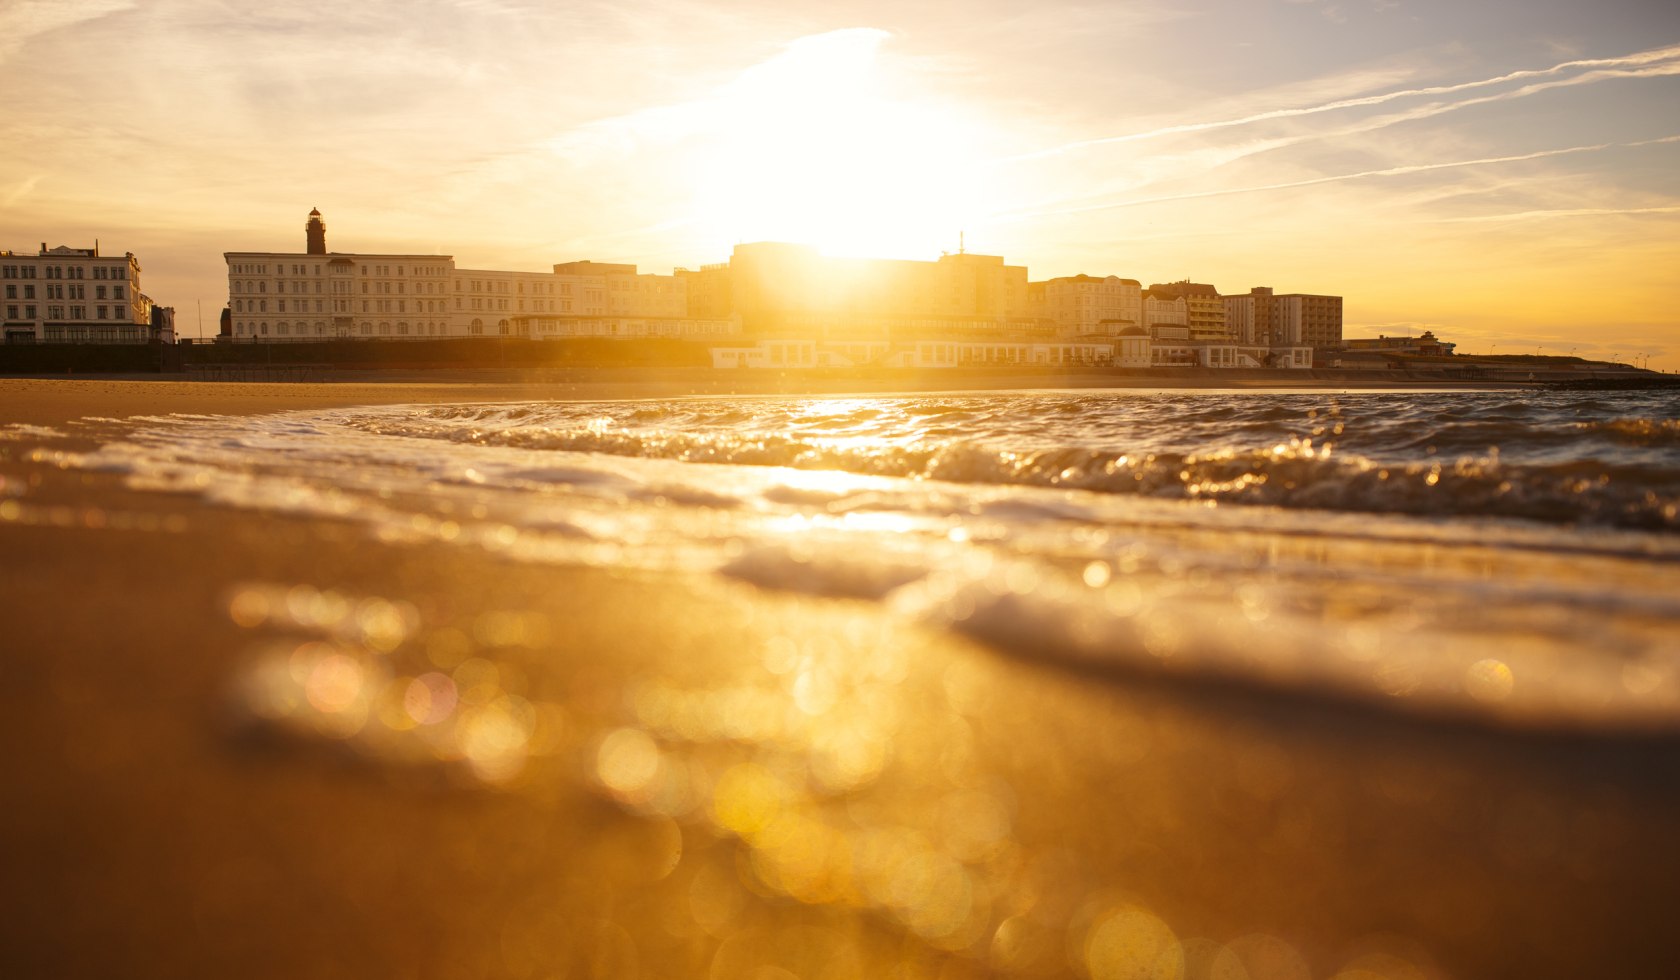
[2,377,1676,979]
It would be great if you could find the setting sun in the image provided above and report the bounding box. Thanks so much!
[683,29,990,258]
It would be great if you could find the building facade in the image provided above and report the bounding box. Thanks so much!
[225,211,725,342]
[1143,289,1190,340]
[1225,286,1342,347]
[2,243,160,344]
[1029,274,1143,337]
[724,242,1039,339]
[1147,281,1229,342]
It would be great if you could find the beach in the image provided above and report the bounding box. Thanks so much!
[3,377,1678,979]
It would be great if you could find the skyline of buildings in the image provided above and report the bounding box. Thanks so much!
[9,210,1376,371]
[213,210,1339,368]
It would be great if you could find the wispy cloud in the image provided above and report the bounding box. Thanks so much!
[1433,205,1680,223]
[1003,134,1680,220]
[1012,41,1680,161]
[1,175,43,208]
[0,0,135,63]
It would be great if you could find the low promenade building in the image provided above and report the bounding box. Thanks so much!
[710,335,1312,370]
[1339,330,1456,356]
[2,242,163,344]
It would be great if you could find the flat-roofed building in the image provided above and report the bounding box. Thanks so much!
[2,242,159,344]
[1278,293,1343,348]
[1341,330,1455,356]
[724,242,1040,339]
[1225,286,1341,347]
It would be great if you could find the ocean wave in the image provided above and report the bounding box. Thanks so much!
[341,411,1680,530]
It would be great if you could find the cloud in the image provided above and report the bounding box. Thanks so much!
[544,28,893,165]
[1004,134,1680,220]
[0,0,135,64]
[1012,41,1680,161]
[1434,205,1680,223]
[2,175,43,208]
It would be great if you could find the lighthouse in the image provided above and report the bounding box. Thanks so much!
[305,208,326,255]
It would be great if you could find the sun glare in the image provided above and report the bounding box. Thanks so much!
[690,29,989,258]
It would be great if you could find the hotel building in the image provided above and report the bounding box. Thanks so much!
[2,242,169,345]
[1028,274,1143,338]
[225,210,735,342]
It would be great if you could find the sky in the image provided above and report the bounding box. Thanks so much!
[3,0,1678,367]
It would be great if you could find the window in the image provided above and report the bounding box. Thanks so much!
[112,286,123,300]
[97,306,108,319]
[3,286,11,299]
[5,306,15,319]
[24,285,34,299]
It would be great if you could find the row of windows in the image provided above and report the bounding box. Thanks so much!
[2,264,130,280]
[12,284,127,301]
[236,319,455,336]
[6,305,127,321]
[229,262,450,277]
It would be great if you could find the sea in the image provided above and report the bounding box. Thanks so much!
[11,383,1680,977]
[54,385,1680,735]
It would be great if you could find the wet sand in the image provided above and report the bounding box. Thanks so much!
[3,378,1678,979]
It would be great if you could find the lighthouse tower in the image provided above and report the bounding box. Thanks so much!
[305,208,326,255]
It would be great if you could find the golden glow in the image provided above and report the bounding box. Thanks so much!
[686,29,989,258]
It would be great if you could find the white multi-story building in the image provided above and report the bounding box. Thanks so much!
[226,211,456,341]
[225,211,724,342]
[2,242,161,344]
